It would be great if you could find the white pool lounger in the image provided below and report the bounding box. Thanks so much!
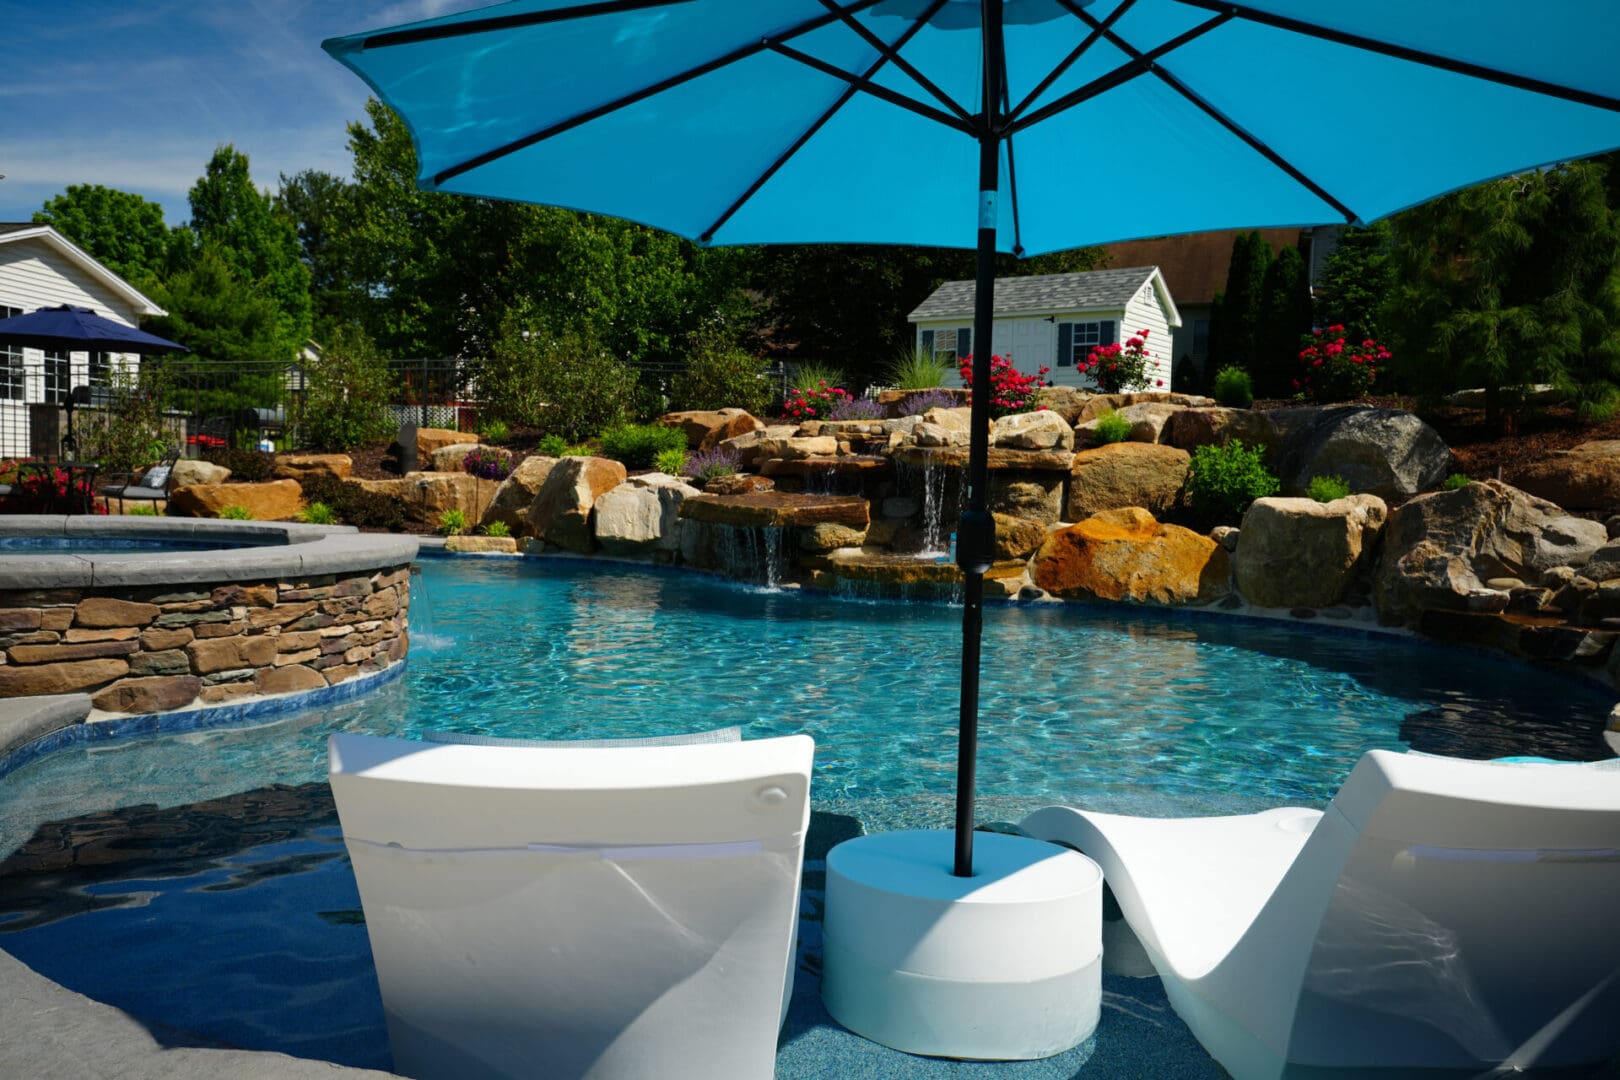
[329,731,814,1080]
[1022,750,1620,1079]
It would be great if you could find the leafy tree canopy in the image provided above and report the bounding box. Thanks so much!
[32,184,176,288]
[1314,221,1393,345]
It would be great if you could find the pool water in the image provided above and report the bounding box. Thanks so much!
[0,555,1614,1074]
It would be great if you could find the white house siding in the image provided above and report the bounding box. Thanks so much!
[921,312,1131,390]
[0,237,144,456]
[1120,281,1175,390]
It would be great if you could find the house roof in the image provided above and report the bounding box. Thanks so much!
[1099,228,1305,307]
[910,266,1162,320]
[0,223,166,317]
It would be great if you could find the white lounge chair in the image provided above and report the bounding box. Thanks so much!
[328,730,814,1080]
[1021,750,1620,1079]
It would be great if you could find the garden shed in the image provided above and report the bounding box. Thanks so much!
[909,266,1180,390]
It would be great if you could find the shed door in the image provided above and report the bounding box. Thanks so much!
[992,318,1055,372]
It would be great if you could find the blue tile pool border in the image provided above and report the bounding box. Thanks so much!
[0,660,407,781]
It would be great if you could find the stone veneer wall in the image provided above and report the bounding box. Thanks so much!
[0,566,411,715]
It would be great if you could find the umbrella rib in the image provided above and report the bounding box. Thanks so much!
[430,0,888,187]
[700,0,948,244]
[767,41,973,134]
[1173,0,1620,114]
[1008,0,1137,124]
[998,33,1024,257]
[815,0,972,125]
[1073,7,1357,223]
[351,0,695,50]
[1007,13,1231,135]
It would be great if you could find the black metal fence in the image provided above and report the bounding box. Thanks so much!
[0,353,796,465]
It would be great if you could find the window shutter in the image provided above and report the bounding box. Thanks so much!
[1056,322,1073,367]
[958,327,972,360]
[920,329,934,358]
[1100,321,1116,347]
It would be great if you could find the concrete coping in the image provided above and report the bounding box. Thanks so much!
[0,515,419,589]
[0,692,90,758]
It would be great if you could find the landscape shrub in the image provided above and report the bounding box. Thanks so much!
[1306,474,1351,502]
[654,446,689,476]
[958,353,1049,417]
[901,388,960,416]
[781,382,853,422]
[462,446,516,481]
[482,520,511,538]
[1211,365,1254,407]
[437,508,469,536]
[296,473,405,531]
[683,445,741,486]
[535,434,586,457]
[597,423,688,469]
[204,445,274,482]
[75,367,176,474]
[1092,410,1132,445]
[789,362,845,395]
[1576,385,1620,425]
[219,504,252,520]
[668,330,772,415]
[828,396,883,421]
[887,348,950,390]
[299,501,338,525]
[1443,472,1472,491]
[481,319,636,442]
[476,418,510,444]
[1081,328,1157,393]
[294,324,396,451]
[1294,326,1390,402]
[1186,439,1279,525]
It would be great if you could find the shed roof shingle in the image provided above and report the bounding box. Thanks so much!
[909,266,1157,321]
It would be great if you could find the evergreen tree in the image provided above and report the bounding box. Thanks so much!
[33,184,175,288]
[1208,231,1272,372]
[1313,222,1393,345]
[184,146,312,360]
[1384,159,1620,426]
[275,169,357,335]
[1257,246,1313,397]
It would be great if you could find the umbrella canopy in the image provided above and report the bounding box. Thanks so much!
[325,0,1620,875]
[0,305,188,355]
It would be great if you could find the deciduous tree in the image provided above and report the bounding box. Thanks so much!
[32,184,175,287]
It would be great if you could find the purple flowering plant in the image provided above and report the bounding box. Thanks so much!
[463,446,516,481]
[682,445,742,485]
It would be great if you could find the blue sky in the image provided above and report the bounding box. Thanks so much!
[0,0,487,226]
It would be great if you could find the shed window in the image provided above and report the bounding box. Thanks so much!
[0,306,21,401]
[90,351,116,387]
[1057,320,1114,367]
[926,326,973,367]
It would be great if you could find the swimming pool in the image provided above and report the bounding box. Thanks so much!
[0,554,1614,1073]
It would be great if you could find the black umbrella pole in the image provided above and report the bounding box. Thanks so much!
[954,0,1004,880]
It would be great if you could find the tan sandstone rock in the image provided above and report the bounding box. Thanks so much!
[993,514,1048,561]
[429,443,483,472]
[414,427,478,459]
[1163,407,1280,453]
[92,675,202,714]
[171,459,231,487]
[1067,443,1190,521]
[271,454,352,482]
[658,409,766,451]
[479,455,559,531]
[1232,495,1388,609]
[525,456,627,552]
[443,536,519,554]
[593,473,700,555]
[0,658,129,695]
[1509,441,1620,511]
[993,410,1074,452]
[1032,507,1230,605]
[168,480,304,520]
[403,471,502,527]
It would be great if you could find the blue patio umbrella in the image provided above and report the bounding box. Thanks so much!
[0,305,188,355]
[324,0,1620,876]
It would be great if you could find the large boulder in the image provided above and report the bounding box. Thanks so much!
[1509,441,1620,512]
[1066,443,1190,521]
[168,479,303,520]
[171,459,231,487]
[1232,495,1388,609]
[989,474,1064,525]
[1373,479,1608,625]
[415,427,478,459]
[992,410,1074,451]
[1114,402,1183,444]
[657,409,765,451]
[429,443,483,472]
[753,436,838,460]
[271,454,351,482]
[1163,407,1279,454]
[593,473,700,555]
[403,472,502,527]
[718,425,798,468]
[993,513,1047,561]
[1272,406,1452,498]
[480,455,560,531]
[525,456,627,552]
[1032,507,1229,605]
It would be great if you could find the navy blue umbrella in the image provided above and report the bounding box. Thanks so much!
[0,305,188,354]
[325,0,1620,877]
